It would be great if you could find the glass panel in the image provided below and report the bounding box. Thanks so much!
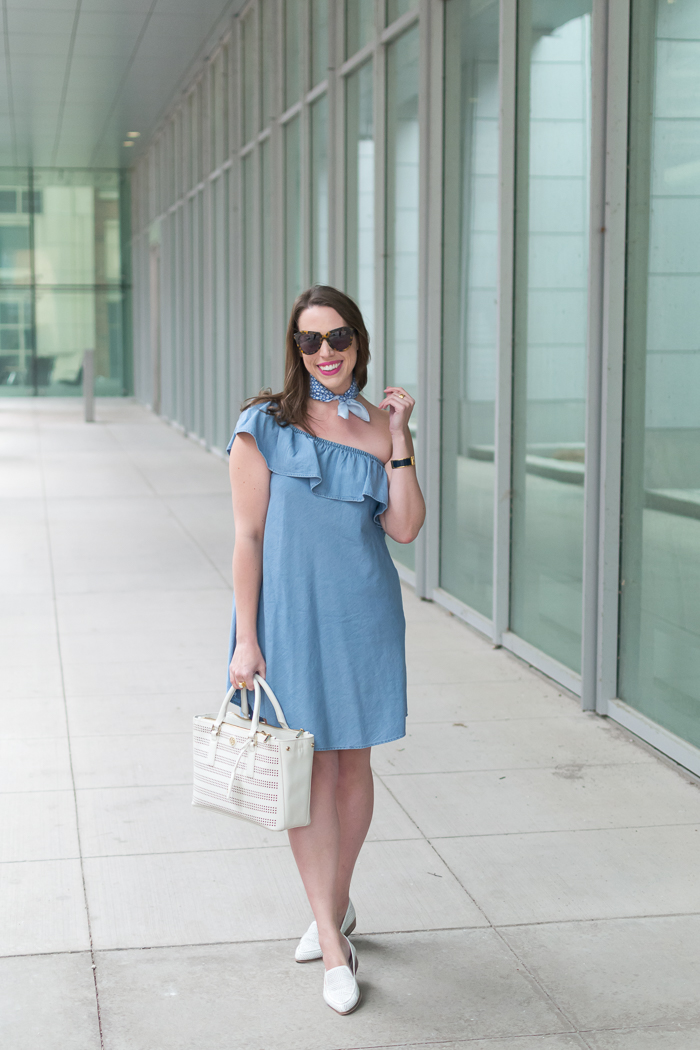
[346,0,374,57]
[33,171,121,286]
[311,93,329,284]
[192,86,201,186]
[212,47,228,168]
[261,0,274,126]
[387,0,417,26]
[439,0,499,618]
[619,0,700,746]
[510,3,592,672]
[242,10,258,145]
[385,24,419,571]
[285,116,303,311]
[260,138,274,389]
[0,288,33,392]
[32,289,123,395]
[345,58,374,348]
[242,152,259,398]
[0,170,30,287]
[174,110,182,201]
[285,0,302,109]
[311,0,329,87]
[0,169,126,398]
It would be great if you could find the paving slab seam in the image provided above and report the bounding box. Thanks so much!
[374,774,493,928]
[491,925,587,1046]
[39,419,105,1050]
[107,421,234,591]
[334,1036,589,1050]
[428,820,700,839]
[86,925,498,954]
[76,836,422,860]
[0,782,192,794]
[377,775,588,1043]
[495,909,700,928]
[406,715,587,725]
[578,1021,700,1037]
[377,760,656,776]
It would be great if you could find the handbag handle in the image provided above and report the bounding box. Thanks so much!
[214,674,290,732]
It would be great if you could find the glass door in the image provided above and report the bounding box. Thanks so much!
[385,21,420,571]
[510,0,593,672]
[439,0,500,618]
[618,0,700,746]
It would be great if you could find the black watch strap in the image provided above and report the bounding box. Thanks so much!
[390,456,415,469]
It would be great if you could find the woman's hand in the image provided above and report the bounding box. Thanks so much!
[378,386,415,436]
[229,638,266,690]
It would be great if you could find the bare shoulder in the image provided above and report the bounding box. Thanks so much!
[358,394,393,463]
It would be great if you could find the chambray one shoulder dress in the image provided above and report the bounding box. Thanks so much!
[226,401,407,751]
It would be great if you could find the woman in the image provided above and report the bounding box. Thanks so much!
[227,285,425,1014]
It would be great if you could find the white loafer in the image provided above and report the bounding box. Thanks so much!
[323,936,360,1015]
[295,900,356,963]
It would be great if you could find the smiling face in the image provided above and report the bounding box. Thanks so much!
[297,305,358,394]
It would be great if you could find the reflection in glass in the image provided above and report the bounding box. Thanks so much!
[387,0,417,26]
[311,0,329,87]
[285,0,302,109]
[211,47,228,168]
[345,60,374,340]
[385,25,419,570]
[191,87,201,187]
[261,0,274,126]
[619,0,700,746]
[242,10,258,145]
[285,116,303,311]
[510,4,592,672]
[260,138,274,388]
[242,152,260,398]
[0,289,32,389]
[0,169,126,396]
[311,94,329,284]
[212,171,230,449]
[439,0,499,618]
[346,0,374,57]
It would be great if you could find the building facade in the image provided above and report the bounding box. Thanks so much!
[129,0,700,777]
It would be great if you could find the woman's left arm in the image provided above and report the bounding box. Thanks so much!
[378,387,426,544]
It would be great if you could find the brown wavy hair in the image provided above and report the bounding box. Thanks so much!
[244,285,370,432]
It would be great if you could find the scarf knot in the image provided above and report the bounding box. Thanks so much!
[309,375,370,422]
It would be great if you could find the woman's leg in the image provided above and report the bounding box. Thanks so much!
[288,750,348,970]
[335,747,374,921]
[289,747,374,970]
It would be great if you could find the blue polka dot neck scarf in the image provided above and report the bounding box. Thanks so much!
[309,374,370,422]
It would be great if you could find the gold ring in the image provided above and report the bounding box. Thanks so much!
[398,393,405,399]
[238,681,246,688]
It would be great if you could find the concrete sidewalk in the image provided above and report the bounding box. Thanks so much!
[2,397,700,1050]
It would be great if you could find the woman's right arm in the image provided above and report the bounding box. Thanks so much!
[229,431,271,687]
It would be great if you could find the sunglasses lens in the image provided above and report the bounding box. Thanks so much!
[297,333,321,354]
[327,329,354,352]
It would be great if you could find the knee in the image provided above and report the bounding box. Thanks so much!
[311,749,339,788]
[337,748,372,788]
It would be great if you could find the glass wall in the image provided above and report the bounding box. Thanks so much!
[345,59,374,339]
[311,94,329,284]
[346,0,373,58]
[130,0,700,776]
[619,0,700,745]
[439,0,500,618]
[0,168,127,397]
[510,1,592,672]
[385,22,420,571]
[285,117,303,310]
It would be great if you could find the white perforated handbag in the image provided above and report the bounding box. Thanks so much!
[192,673,314,831]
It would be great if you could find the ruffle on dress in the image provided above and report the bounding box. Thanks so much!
[227,402,389,525]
